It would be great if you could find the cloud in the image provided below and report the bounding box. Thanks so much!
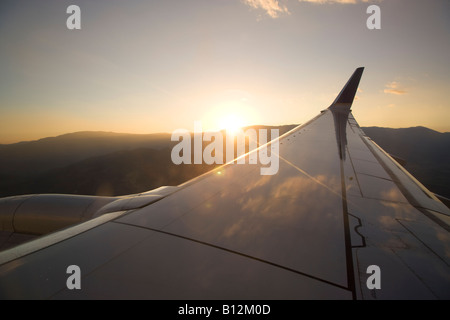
[242,0,290,18]
[243,0,380,18]
[297,0,372,3]
[384,81,407,95]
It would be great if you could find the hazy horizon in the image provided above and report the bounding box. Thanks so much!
[0,125,448,200]
[1,124,449,146]
[1,0,449,143]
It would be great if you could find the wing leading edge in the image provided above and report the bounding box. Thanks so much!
[0,68,449,299]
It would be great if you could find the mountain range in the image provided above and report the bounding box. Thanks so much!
[0,125,448,199]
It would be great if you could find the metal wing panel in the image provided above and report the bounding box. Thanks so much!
[52,229,352,300]
[341,111,450,299]
[347,196,450,299]
[0,68,449,299]
[117,110,352,290]
[0,221,151,299]
[0,109,356,299]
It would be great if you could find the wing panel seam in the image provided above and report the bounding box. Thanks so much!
[112,220,351,292]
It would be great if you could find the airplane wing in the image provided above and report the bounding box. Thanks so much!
[0,68,449,300]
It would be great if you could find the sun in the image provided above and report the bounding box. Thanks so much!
[201,95,261,134]
[219,113,245,134]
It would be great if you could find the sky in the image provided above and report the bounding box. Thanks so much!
[0,0,449,143]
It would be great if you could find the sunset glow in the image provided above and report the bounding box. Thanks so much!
[0,1,449,143]
[219,114,245,134]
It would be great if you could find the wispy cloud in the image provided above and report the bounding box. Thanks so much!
[384,81,407,95]
[243,0,379,19]
[354,88,363,100]
[297,0,372,3]
[243,0,290,18]
[241,0,376,19]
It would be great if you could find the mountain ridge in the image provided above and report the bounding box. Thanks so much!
[0,125,448,199]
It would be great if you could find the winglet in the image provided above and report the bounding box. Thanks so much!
[329,67,364,111]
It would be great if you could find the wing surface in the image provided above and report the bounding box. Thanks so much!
[0,68,449,299]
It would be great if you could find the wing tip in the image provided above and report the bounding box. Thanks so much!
[329,67,364,110]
